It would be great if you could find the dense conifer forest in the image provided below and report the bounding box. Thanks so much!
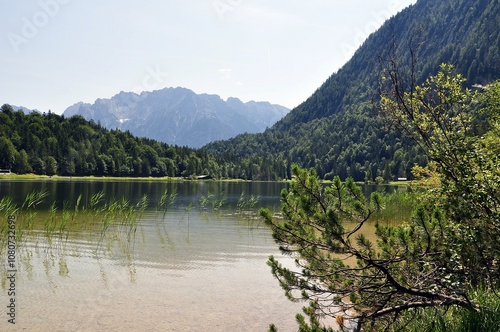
[0,105,220,178]
[0,104,290,179]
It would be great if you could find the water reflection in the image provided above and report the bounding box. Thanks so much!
[0,180,310,331]
[0,180,288,211]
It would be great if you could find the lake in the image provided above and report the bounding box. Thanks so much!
[0,180,400,331]
[0,180,321,331]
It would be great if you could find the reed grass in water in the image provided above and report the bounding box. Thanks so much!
[0,189,266,254]
[0,190,153,254]
[371,188,415,225]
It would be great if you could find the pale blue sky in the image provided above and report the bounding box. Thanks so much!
[1,0,417,114]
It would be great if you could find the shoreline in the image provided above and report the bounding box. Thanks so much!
[0,173,183,182]
[0,173,411,185]
[0,173,277,183]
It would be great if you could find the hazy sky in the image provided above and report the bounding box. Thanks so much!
[1,0,417,114]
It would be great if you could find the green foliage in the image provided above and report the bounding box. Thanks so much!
[381,65,500,289]
[261,164,474,331]
[481,81,500,155]
[0,137,16,169]
[389,289,500,332]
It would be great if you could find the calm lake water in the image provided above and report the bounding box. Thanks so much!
[0,180,397,331]
[0,180,320,331]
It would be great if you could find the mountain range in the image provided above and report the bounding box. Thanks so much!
[62,88,289,148]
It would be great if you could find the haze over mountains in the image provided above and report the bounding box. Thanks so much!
[63,87,289,148]
[2,0,498,181]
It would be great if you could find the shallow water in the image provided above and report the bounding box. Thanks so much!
[0,181,311,331]
[0,179,398,331]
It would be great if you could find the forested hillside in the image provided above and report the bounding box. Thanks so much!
[204,0,500,181]
[0,104,220,178]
